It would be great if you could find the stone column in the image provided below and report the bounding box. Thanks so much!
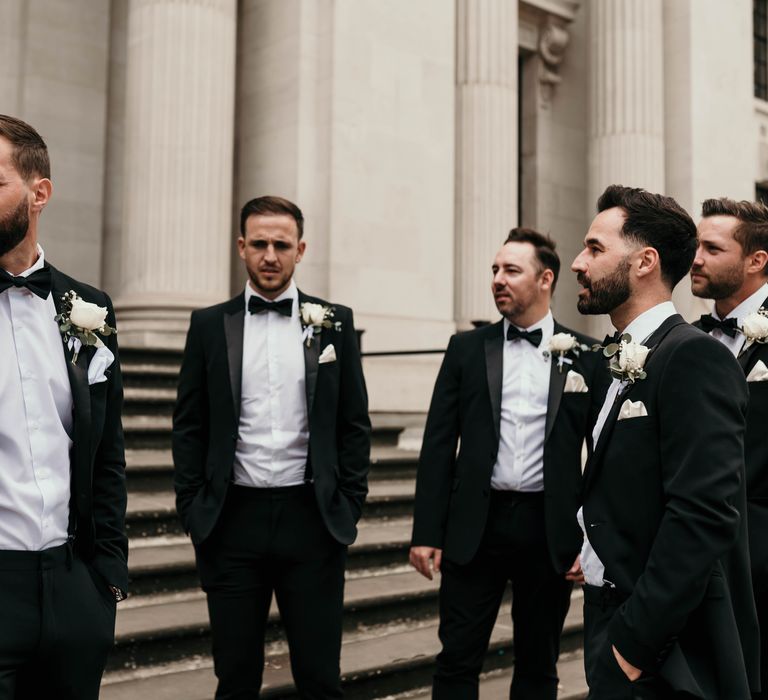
[115,0,237,348]
[454,0,518,329]
[588,0,664,207]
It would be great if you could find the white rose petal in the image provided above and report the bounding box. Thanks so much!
[618,341,650,372]
[549,332,577,353]
[301,302,326,326]
[742,312,768,340]
[70,298,108,331]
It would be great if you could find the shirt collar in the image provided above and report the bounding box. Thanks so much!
[244,279,298,314]
[2,245,45,278]
[621,301,677,345]
[716,282,768,322]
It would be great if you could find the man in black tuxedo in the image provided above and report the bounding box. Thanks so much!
[573,185,759,699]
[690,197,768,699]
[0,115,127,698]
[173,195,371,699]
[410,228,608,699]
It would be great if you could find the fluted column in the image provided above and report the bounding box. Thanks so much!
[115,0,236,348]
[455,0,518,328]
[588,0,665,207]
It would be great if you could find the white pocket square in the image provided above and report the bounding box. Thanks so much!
[563,370,589,393]
[319,344,337,364]
[747,360,768,382]
[617,399,648,421]
[88,345,115,385]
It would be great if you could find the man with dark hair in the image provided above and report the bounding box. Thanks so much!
[573,185,758,698]
[0,114,127,698]
[691,197,768,699]
[410,227,607,699]
[173,195,371,698]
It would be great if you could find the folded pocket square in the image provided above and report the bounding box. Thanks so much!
[88,345,115,385]
[319,344,337,364]
[747,359,768,382]
[564,370,589,393]
[618,399,648,420]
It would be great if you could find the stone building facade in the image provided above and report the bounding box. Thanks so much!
[1,0,761,409]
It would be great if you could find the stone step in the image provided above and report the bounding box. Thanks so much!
[124,447,419,491]
[125,479,416,538]
[128,517,414,595]
[110,568,440,672]
[101,589,584,700]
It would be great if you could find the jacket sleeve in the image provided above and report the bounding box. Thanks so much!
[90,293,129,594]
[411,334,461,548]
[335,308,372,521]
[172,311,209,529]
[608,335,748,671]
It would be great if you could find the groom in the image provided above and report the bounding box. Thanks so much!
[572,185,758,698]
[173,195,371,698]
[0,115,127,698]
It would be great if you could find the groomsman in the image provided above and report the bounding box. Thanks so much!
[0,115,127,698]
[691,197,768,699]
[173,195,371,699]
[410,228,607,699]
[572,185,759,698]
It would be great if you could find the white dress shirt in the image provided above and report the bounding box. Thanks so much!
[707,282,768,357]
[233,280,310,487]
[490,311,553,492]
[0,246,73,551]
[579,301,677,586]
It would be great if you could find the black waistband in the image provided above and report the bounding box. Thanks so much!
[0,542,71,571]
[230,483,312,498]
[583,583,627,607]
[490,489,545,502]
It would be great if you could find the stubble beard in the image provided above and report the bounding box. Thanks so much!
[0,197,29,258]
[690,264,744,301]
[576,257,632,315]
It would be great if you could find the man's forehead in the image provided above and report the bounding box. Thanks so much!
[244,214,298,238]
[697,214,739,239]
[495,240,536,264]
[584,207,626,244]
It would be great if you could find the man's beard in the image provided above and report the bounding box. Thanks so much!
[690,264,744,300]
[577,257,632,315]
[0,197,29,257]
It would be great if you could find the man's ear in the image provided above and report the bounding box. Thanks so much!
[635,246,660,278]
[296,239,306,263]
[539,267,554,291]
[237,236,246,260]
[747,249,768,276]
[30,177,52,212]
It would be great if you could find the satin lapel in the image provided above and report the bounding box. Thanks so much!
[582,315,685,494]
[223,301,245,427]
[544,322,568,443]
[300,291,321,418]
[51,270,92,478]
[738,298,768,373]
[484,322,504,441]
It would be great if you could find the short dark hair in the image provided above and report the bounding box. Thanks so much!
[596,185,696,288]
[239,195,304,239]
[701,197,768,276]
[504,227,560,292]
[0,114,50,180]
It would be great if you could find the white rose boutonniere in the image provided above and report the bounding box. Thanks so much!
[299,301,341,347]
[54,291,116,363]
[546,332,590,373]
[741,309,768,350]
[602,334,650,383]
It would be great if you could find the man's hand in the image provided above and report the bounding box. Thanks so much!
[409,546,442,580]
[612,645,642,681]
[565,554,584,583]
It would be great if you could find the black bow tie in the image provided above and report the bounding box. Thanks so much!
[602,331,621,347]
[698,314,740,338]
[0,266,52,300]
[506,325,543,347]
[248,295,293,317]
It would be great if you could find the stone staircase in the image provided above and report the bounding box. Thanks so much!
[100,348,588,699]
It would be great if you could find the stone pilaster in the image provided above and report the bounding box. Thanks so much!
[454,0,518,328]
[115,0,237,348]
[588,0,665,208]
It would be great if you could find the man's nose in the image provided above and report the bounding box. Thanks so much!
[264,244,277,261]
[571,252,585,272]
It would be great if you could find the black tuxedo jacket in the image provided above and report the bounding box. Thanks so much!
[172,290,371,546]
[696,297,768,597]
[411,319,608,573]
[49,266,129,593]
[582,315,759,697]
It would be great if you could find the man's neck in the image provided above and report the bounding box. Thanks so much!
[0,235,39,276]
[610,291,671,333]
[505,303,550,329]
[713,278,767,319]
